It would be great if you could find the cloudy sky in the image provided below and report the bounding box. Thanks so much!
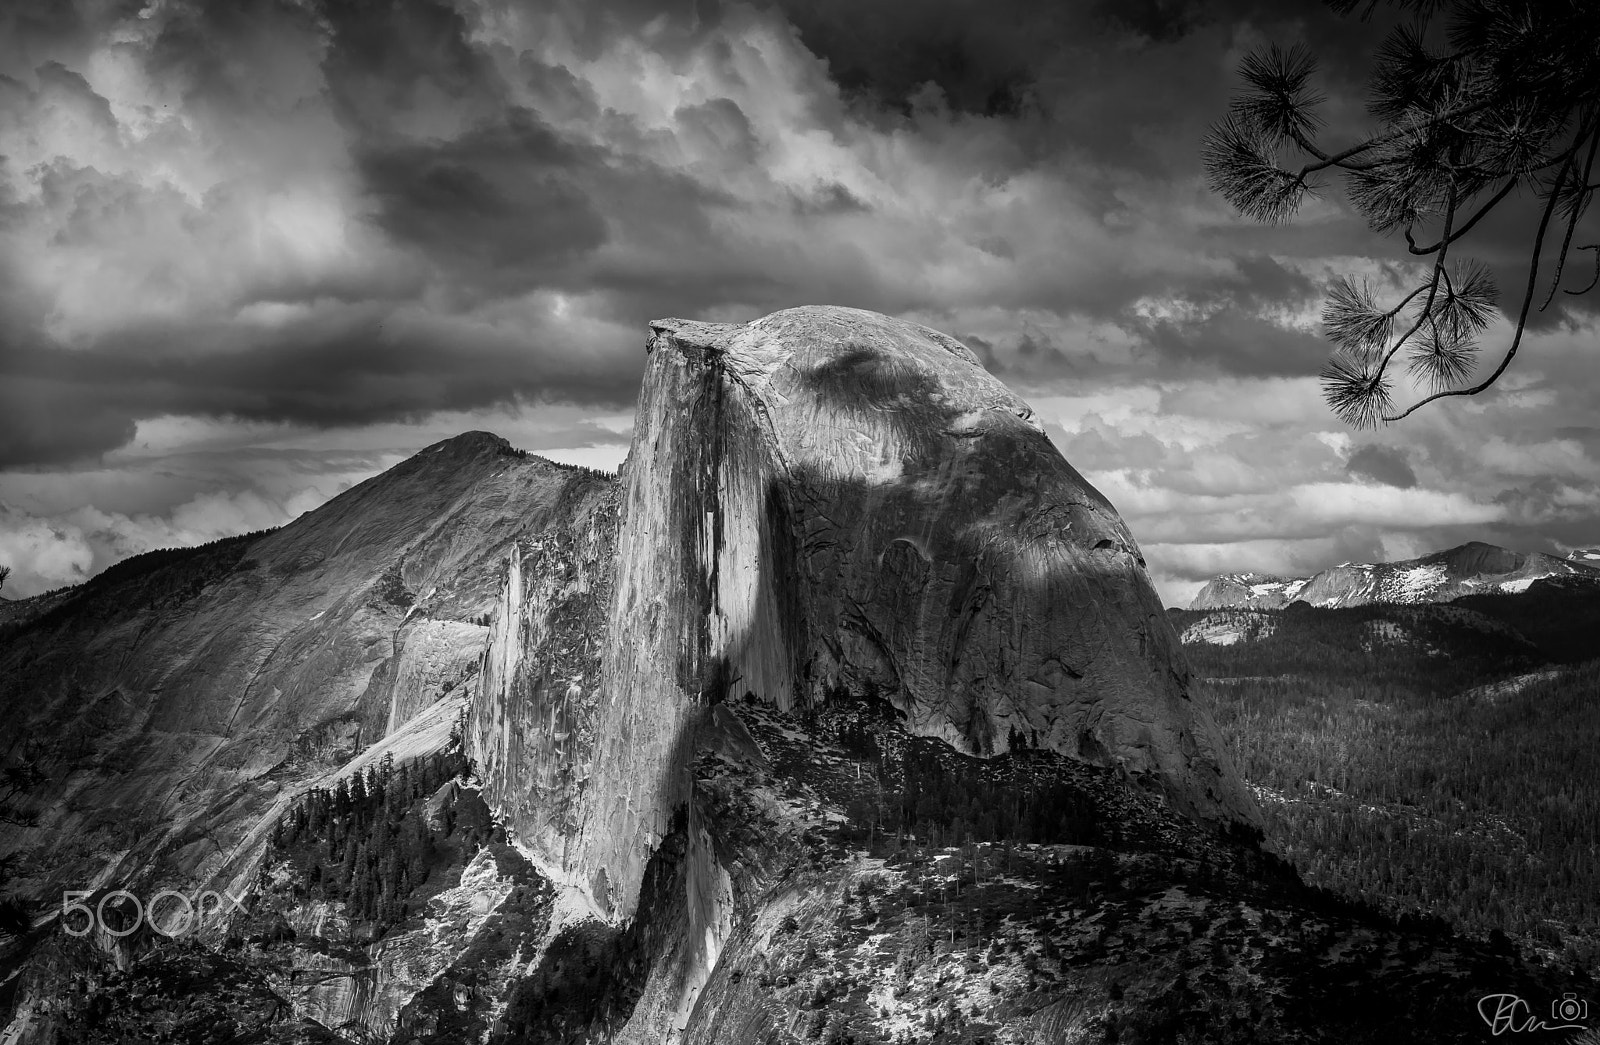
[2,0,1597,605]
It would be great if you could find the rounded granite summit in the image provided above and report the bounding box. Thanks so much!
[621,305,1259,829]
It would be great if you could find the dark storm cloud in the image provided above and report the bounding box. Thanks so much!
[765,0,1268,119]
[1225,254,1318,311]
[0,313,646,467]
[1,0,1597,507]
[774,0,1045,118]
[1127,310,1326,378]
[0,0,93,70]
[961,334,1003,374]
[1095,0,1208,42]
[1016,332,1059,361]
[1096,252,1326,379]
[1346,444,1419,489]
[357,109,610,283]
[0,382,139,469]
[2,0,1320,471]
[145,0,324,110]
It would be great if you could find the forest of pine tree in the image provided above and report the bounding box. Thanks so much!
[811,691,1106,850]
[877,744,1104,849]
[1181,603,1600,971]
[269,737,482,940]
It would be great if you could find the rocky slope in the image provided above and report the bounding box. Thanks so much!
[3,307,1582,1044]
[1192,541,1600,610]
[0,434,613,1040]
[0,433,607,904]
[19,691,1580,1045]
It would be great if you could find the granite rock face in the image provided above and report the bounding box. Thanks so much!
[637,306,1256,824]
[0,433,601,911]
[468,306,1255,939]
[1189,574,1308,611]
[1,307,1262,1044]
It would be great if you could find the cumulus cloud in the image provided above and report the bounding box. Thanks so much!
[0,0,1595,603]
[0,490,314,595]
[1032,372,1592,605]
[0,0,1396,468]
[0,402,634,597]
[1345,444,1418,488]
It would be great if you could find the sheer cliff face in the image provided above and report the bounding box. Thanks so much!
[639,307,1254,827]
[470,481,620,908]
[473,306,1255,930]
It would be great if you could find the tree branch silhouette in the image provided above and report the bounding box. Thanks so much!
[1203,2,1600,426]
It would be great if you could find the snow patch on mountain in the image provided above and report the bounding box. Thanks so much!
[1192,541,1600,610]
[1393,563,1446,598]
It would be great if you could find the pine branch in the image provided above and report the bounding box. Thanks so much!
[1377,188,1459,375]
[1202,114,1316,223]
[1212,4,1600,422]
[1321,352,1396,429]
[1567,244,1600,296]
[1404,174,1516,254]
[1539,125,1600,309]
[1407,314,1479,390]
[1234,44,1326,142]
[1383,123,1583,421]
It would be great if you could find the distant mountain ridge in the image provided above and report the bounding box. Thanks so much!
[1191,540,1600,610]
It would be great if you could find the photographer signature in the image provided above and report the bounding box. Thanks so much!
[1477,994,1587,1036]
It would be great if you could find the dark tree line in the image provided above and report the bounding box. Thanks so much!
[271,745,475,936]
[0,756,43,940]
[882,746,1104,848]
[824,710,1105,849]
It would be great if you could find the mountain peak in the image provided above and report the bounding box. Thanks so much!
[1193,540,1599,610]
[1427,540,1527,575]
[419,430,511,455]
[511,303,1258,921]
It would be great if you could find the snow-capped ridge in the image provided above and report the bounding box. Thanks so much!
[1191,540,1600,610]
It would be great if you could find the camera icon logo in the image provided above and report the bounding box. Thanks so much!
[1553,993,1589,1023]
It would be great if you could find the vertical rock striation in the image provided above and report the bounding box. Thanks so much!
[471,481,619,907]
[471,305,1256,936]
[637,307,1255,829]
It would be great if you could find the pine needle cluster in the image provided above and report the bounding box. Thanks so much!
[1204,0,1600,425]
